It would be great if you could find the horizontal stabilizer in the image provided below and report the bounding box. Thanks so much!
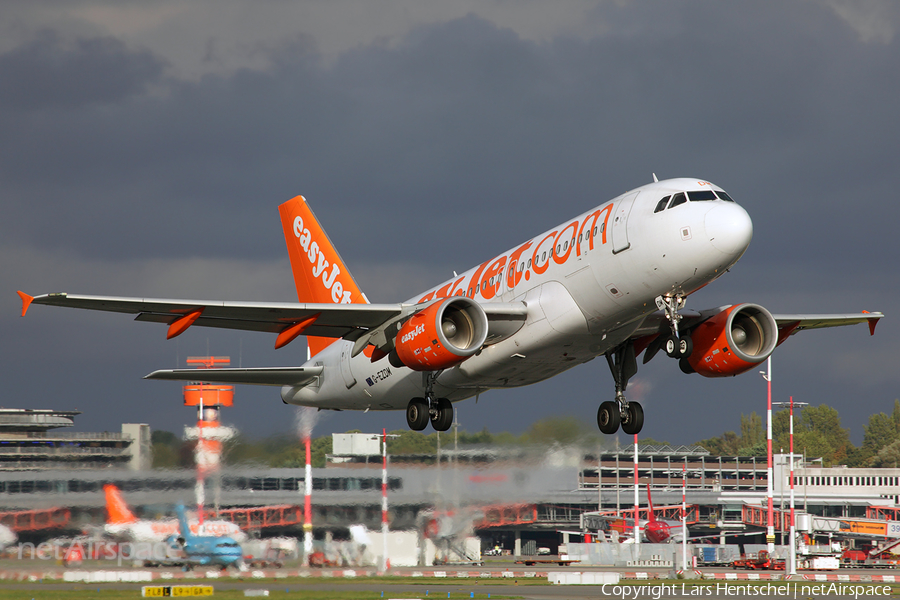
[144,366,323,386]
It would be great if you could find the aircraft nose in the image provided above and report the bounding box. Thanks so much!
[705,203,753,257]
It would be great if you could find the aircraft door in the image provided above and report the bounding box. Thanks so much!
[339,342,357,389]
[611,192,638,254]
[502,260,518,302]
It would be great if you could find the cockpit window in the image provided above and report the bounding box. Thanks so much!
[688,190,717,201]
[716,190,735,202]
[668,192,687,209]
[654,196,671,213]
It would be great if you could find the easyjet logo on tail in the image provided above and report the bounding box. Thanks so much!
[279,196,366,308]
[293,215,352,304]
[279,195,368,357]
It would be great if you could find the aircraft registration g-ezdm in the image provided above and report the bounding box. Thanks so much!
[18,178,883,434]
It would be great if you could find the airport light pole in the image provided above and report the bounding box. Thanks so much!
[634,434,640,546]
[380,428,389,573]
[682,460,688,572]
[760,357,775,553]
[775,397,807,577]
[303,433,313,566]
[370,430,399,573]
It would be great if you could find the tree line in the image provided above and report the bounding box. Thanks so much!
[697,400,900,467]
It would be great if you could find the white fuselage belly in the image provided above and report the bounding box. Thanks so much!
[285,179,751,411]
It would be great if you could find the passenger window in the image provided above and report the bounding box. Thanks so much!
[668,193,687,209]
[654,196,671,213]
[542,252,546,262]
[593,226,598,237]
[563,241,568,251]
[527,259,532,269]
[578,234,583,244]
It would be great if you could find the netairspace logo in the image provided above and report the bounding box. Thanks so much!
[17,541,181,565]
[598,583,895,599]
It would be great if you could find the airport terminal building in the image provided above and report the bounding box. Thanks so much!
[2,422,900,555]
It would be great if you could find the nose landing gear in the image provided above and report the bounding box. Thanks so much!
[659,294,693,359]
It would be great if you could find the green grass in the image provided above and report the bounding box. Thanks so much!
[0,592,518,600]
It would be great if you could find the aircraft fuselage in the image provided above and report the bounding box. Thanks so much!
[284,178,752,410]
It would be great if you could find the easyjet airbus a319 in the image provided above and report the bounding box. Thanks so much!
[18,178,883,434]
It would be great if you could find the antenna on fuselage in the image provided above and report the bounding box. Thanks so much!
[652,173,659,182]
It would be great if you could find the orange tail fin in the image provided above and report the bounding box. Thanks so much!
[646,483,657,524]
[279,196,367,357]
[104,484,137,525]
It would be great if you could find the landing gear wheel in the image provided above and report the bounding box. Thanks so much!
[620,401,644,435]
[406,398,429,431]
[678,336,693,358]
[665,335,679,358]
[430,397,453,431]
[597,401,621,434]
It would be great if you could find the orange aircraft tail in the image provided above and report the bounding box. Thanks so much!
[104,484,137,525]
[279,196,368,357]
[646,484,657,524]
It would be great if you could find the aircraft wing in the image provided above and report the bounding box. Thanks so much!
[771,312,882,335]
[18,291,401,338]
[18,291,528,349]
[145,366,324,386]
[635,307,882,364]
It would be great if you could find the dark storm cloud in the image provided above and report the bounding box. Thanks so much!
[3,2,899,442]
[0,31,165,110]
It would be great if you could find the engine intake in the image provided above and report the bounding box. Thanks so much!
[394,297,489,371]
[685,303,778,377]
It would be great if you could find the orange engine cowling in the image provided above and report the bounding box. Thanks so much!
[684,303,778,377]
[394,297,488,371]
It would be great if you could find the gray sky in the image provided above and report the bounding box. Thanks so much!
[3,1,898,447]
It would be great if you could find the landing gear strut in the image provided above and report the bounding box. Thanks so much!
[658,294,692,359]
[600,340,643,435]
[405,372,453,432]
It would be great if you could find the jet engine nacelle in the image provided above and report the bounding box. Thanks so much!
[394,297,489,371]
[684,303,778,377]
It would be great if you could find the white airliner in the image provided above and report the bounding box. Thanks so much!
[18,178,882,434]
[102,485,246,543]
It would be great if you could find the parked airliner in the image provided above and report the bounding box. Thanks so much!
[169,504,243,570]
[18,178,882,434]
[103,485,246,543]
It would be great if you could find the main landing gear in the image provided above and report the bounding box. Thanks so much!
[599,340,643,435]
[597,295,693,435]
[406,372,453,432]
